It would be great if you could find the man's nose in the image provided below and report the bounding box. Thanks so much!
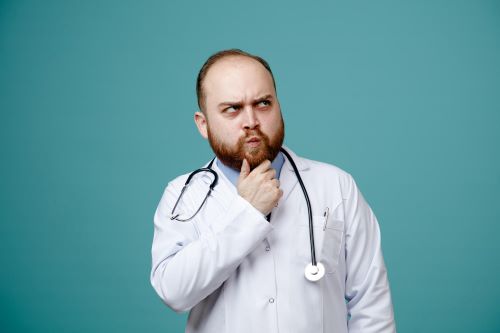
[242,107,260,129]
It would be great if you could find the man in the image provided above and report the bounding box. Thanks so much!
[151,49,396,332]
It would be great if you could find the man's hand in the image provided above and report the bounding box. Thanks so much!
[237,159,283,216]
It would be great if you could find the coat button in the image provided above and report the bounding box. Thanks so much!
[265,246,271,252]
[269,298,275,304]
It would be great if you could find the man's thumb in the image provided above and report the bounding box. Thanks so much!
[239,159,250,180]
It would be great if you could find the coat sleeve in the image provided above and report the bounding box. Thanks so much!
[344,175,396,333]
[150,181,273,313]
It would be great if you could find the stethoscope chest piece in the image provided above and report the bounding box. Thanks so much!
[305,262,325,282]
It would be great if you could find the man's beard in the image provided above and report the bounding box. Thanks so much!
[207,117,285,171]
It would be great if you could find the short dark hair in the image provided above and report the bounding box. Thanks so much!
[196,49,276,113]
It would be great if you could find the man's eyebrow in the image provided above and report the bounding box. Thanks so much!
[217,95,274,108]
[253,94,273,103]
[218,100,241,108]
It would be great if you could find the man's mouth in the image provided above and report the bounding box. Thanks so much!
[246,136,262,148]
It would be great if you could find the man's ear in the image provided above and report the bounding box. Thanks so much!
[194,111,208,139]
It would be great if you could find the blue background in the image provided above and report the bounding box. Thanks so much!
[1,1,499,332]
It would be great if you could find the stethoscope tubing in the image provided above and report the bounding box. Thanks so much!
[279,148,317,267]
[170,147,322,280]
[170,160,217,222]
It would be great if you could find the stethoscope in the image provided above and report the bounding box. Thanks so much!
[170,147,325,282]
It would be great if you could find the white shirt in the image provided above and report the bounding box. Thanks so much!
[151,147,396,332]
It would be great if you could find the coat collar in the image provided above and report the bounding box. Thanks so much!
[278,146,309,204]
[281,145,309,172]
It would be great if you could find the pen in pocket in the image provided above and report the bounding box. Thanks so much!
[323,207,330,231]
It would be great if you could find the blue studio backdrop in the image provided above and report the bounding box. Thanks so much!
[1,1,499,332]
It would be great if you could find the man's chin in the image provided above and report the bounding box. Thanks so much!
[244,151,272,169]
[243,146,262,156]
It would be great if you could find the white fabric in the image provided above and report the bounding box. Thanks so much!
[151,147,396,332]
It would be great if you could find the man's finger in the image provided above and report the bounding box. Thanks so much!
[239,158,250,181]
[253,159,272,173]
[262,168,277,181]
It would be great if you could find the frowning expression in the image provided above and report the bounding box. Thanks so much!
[194,56,284,170]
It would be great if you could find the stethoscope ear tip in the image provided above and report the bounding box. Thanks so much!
[305,262,325,282]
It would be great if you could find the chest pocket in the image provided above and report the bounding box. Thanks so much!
[295,215,344,274]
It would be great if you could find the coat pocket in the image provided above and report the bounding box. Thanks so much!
[295,215,344,274]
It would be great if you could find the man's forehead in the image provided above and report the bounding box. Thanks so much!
[204,56,275,101]
[208,55,263,72]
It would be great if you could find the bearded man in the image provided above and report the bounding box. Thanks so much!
[150,49,396,333]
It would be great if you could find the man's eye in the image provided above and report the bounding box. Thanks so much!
[258,100,271,107]
[225,105,240,113]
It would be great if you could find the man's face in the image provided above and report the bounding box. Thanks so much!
[195,56,285,170]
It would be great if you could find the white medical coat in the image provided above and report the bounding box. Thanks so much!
[151,147,396,332]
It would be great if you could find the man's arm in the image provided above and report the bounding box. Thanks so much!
[150,159,280,313]
[150,182,272,312]
[344,175,396,332]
